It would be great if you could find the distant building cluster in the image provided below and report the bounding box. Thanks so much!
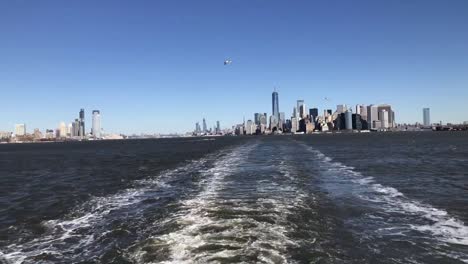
[0,108,112,143]
[193,118,224,136]
[233,91,397,135]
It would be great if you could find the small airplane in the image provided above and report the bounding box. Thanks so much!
[224,59,232,65]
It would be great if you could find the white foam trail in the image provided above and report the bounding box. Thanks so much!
[136,143,305,263]
[0,152,220,264]
[304,146,468,249]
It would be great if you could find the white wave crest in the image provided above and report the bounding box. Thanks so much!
[304,145,468,249]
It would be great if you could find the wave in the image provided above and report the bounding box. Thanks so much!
[303,145,468,253]
[0,150,226,264]
[131,143,309,263]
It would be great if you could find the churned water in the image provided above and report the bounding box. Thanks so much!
[0,133,467,263]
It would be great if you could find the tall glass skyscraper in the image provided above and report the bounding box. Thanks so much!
[309,108,318,122]
[92,110,101,139]
[272,91,279,119]
[297,100,305,118]
[423,108,430,126]
[202,118,207,133]
[79,108,85,138]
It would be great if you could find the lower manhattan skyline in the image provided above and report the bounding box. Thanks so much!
[1,1,468,134]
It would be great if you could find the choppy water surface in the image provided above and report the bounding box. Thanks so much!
[0,133,467,263]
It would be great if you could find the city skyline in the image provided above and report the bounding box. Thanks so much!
[1,1,468,134]
[3,91,466,137]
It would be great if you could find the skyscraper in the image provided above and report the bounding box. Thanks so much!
[259,114,267,126]
[297,100,305,118]
[245,120,255,135]
[291,117,299,132]
[216,121,220,134]
[345,110,353,130]
[59,122,67,138]
[423,108,430,126]
[337,104,347,114]
[300,105,307,119]
[279,112,285,125]
[92,110,101,139]
[309,108,318,122]
[14,124,26,136]
[72,119,80,137]
[377,104,394,128]
[355,105,361,115]
[379,110,389,129]
[359,105,368,121]
[272,90,279,119]
[367,105,379,129]
[254,113,261,125]
[202,118,207,133]
[79,108,85,138]
[269,115,279,130]
[67,123,72,137]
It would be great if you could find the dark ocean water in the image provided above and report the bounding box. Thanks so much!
[0,133,467,263]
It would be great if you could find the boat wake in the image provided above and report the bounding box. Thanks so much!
[303,145,468,262]
[0,150,227,264]
[131,143,311,263]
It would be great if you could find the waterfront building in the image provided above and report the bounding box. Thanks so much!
[373,121,382,130]
[67,123,72,137]
[345,110,353,130]
[202,118,208,133]
[269,115,279,131]
[359,105,368,121]
[299,118,314,133]
[272,90,280,119]
[59,122,67,138]
[352,114,363,130]
[72,119,80,137]
[92,110,101,139]
[379,110,389,129]
[279,112,285,125]
[377,104,394,128]
[293,107,298,118]
[291,117,299,132]
[299,104,307,119]
[299,118,306,133]
[297,100,306,118]
[245,120,255,135]
[14,124,26,136]
[254,113,262,125]
[45,129,54,139]
[33,129,42,140]
[235,124,244,135]
[79,108,85,138]
[334,114,346,130]
[309,108,318,122]
[0,131,12,139]
[367,105,379,129]
[423,108,430,126]
[260,114,267,126]
[306,120,315,133]
[337,104,347,114]
[216,121,221,134]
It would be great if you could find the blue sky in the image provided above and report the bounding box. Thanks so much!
[1,0,467,134]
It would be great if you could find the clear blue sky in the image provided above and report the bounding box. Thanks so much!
[1,0,467,134]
